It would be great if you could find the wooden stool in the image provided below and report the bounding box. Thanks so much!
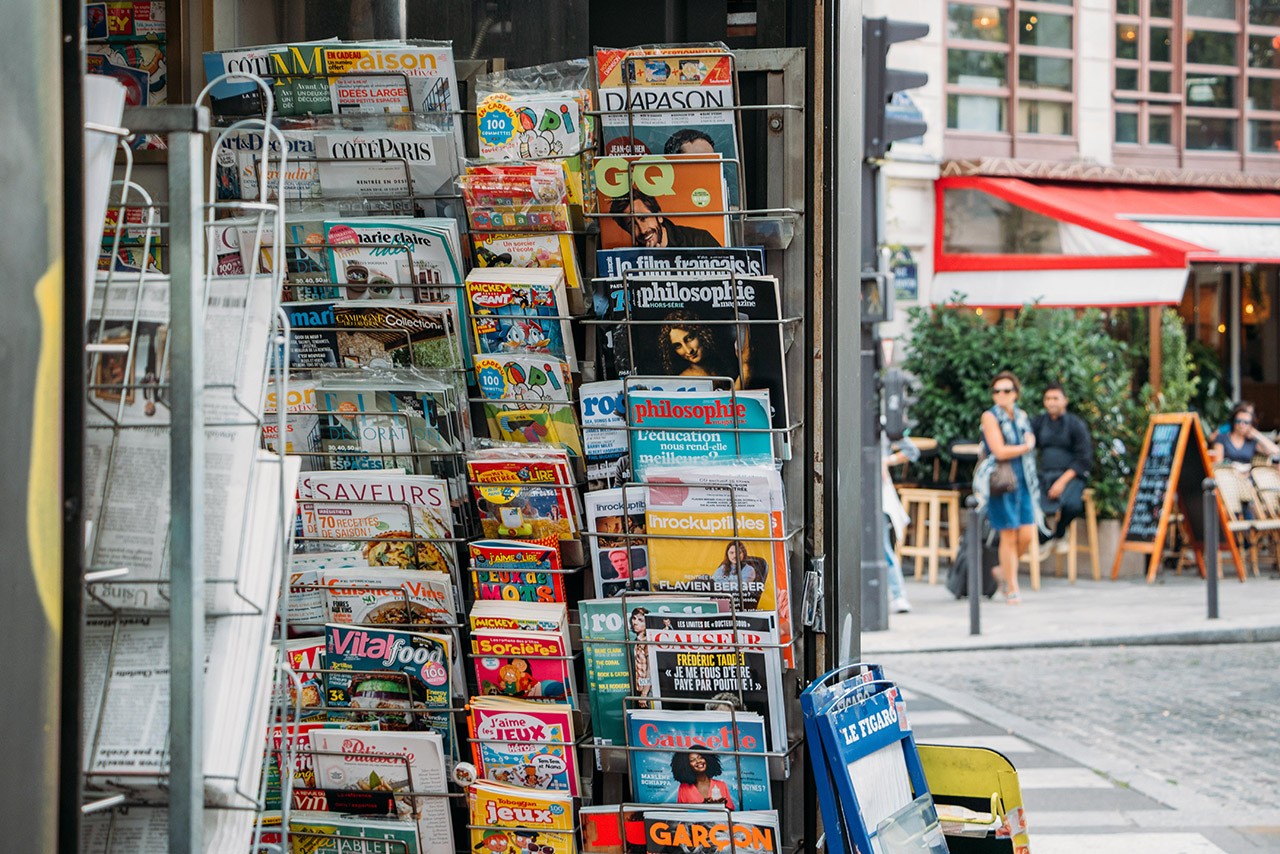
[896,487,962,585]
[1016,533,1042,591]
[1053,487,1100,582]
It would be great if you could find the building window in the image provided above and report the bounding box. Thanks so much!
[1115,1,1280,155]
[946,1,1076,137]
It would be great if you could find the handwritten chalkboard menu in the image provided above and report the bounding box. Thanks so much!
[1112,413,1243,582]
[1124,420,1182,542]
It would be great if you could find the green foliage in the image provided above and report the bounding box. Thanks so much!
[902,305,1144,519]
[1187,338,1232,434]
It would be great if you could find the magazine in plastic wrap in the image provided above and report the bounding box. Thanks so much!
[595,44,741,207]
[474,352,580,457]
[468,696,580,795]
[583,486,649,598]
[296,471,457,573]
[644,464,794,668]
[626,389,773,481]
[309,728,454,854]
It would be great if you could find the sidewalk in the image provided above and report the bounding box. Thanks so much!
[863,564,1280,654]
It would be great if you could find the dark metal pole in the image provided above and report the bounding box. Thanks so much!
[825,5,864,666]
[1203,478,1219,620]
[966,496,981,635]
[59,0,85,849]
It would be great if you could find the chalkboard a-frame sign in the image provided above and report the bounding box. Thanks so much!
[1112,413,1244,582]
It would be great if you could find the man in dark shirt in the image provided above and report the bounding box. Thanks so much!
[609,190,722,248]
[1031,382,1093,554]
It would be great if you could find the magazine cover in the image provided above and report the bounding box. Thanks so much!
[625,709,771,811]
[310,729,453,854]
[280,637,326,718]
[645,612,785,755]
[314,378,467,478]
[469,600,569,636]
[626,389,773,481]
[474,231,583,290]
[595,154,728,250]
[643,810,780,854]
[579,379,715,489]
[219,127,321,201]
[288,811,420,854]
[323,218,463,295]
[315,129,460,203]
[284,300,463,371]
[467,454,580,544]
[580,806,647,854]
[319,568,456,627]
[462,162,574,233]
[645,464,794,669]
[468,781,575,854]
[612,272,789,437]
[594,246,765,281]
[584,487,650,598]
[644,473,775,608]
[203,41,333,116]
[469,538,565,603]
[595,45,741,207]
[297,472,457,574]
[474,353,582,457]
[477,91,585,160]
[322,43,465,157]
[264,378,323,471]
[324,624,455,751]
[578,597,725,750]
[468,698,580,795]
[472,629,576,706]
[466,267,576,365]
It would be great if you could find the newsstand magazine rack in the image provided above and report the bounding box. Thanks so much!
[71,45,818,854]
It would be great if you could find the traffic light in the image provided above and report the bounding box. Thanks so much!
[863,17,929,160]
[882,366,920,441]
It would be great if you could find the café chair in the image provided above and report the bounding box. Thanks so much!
[1213,467,1280,577]
[1052,487,1101,583]
[895,485,962,585]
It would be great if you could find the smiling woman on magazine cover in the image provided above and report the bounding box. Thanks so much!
[671,751,737,810]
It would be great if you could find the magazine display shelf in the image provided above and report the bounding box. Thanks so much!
[260,46,809,854]
[79,85,295,852]
[576,46,810,854]
[94,44,812,854]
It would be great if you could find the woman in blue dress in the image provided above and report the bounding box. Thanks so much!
[974,371,1043,604]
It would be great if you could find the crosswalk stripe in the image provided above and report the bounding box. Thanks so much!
[917,734,1036,753]
[1027,832,1228,853]
[905,710,970,726]
[1015,767,1114,789]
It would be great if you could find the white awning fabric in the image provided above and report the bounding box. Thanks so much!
[932,267,1191,309]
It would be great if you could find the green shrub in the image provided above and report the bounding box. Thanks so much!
[902,305,1144,519]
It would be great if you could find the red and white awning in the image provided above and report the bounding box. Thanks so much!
[933,176,1280,308]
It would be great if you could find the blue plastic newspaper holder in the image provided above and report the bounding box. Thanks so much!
[801,664,946,854]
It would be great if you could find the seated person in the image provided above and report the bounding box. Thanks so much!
[1211,402,1279,466]
[1031,383,1092,556]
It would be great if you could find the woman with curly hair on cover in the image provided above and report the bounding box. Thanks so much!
[671,750,736,809]
[658,310,750,388]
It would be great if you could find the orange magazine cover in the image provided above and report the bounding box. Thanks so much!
[595,153,728,250]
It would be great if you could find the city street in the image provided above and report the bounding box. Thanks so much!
[884,643,1280,852]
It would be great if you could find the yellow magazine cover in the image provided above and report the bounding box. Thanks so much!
[469,780,575,854]
[646,504,778,613]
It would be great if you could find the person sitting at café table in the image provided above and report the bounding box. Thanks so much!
[1211,402,1279,466]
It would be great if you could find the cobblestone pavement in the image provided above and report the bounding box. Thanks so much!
[885,642,1280,811]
